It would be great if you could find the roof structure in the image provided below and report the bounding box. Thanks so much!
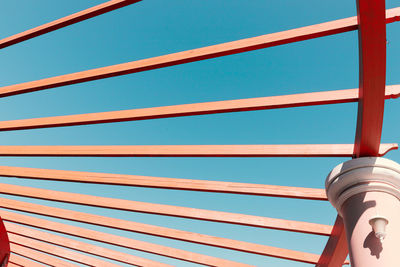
[0,0,400,266]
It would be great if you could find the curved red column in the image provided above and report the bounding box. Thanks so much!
[0,217,10,266]
[353,0,387,157]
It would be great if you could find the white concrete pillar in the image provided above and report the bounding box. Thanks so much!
[325,157,400,267]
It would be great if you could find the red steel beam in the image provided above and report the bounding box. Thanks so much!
[0,182,332,235]
[11,243,78,267]
[0,8,399,98]
[0,144,395,157]
[8,254,46,267]
[1,211,251,267]
[353,0,388,157]
[9,233,122,267]
[0,0,142,49]
[0,85,398,132]
[0,198,322,264]
[0,166,327,200]
[5,222,235,267]
[316,216,349,267]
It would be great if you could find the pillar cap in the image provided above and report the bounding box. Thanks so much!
[325,157,400,215]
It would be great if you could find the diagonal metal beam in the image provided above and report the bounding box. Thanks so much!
[5,222,242,267]
[0,8,399,98]
[11,243,78,267]
[0,198,322,264]
[0,182,332,235]
[0,144,395,157]
[9,254,47,267]
[1,210,251,266]
[0,0,142,49]
[353,0,388,157]
[0,166,328,200]
[9,233,124,267]
[316,216,349,267]
[0,85,398,132]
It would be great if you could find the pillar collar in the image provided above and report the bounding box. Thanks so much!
[325,157,400,215]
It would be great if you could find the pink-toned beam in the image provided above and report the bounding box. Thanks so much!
[0,0,142,49]
[8,226,172,267]
[5,222,230,267]
[0,8,399,97]
[9,254,47,267]
[0,182,331,235]
[0,166,327,200]
[9,233,123,267]
[0,85,398,132]
[0,144,395,157]
[316,216,349,267]
[0,199,321,264]
[353,0,387,157]
[1,211,251,267]
[11,243,78,267]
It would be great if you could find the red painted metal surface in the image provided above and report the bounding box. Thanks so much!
[317,216,349,267]
[0,182,332,235]
[0,85,398,132]
[0,144,395,157]
[1,211,251,266]
[353,0,388,157]
[0,217,10,267]
[0,0,142,49]
[0,166,327,200]
[0,8,399,98]
[0,199,322,264]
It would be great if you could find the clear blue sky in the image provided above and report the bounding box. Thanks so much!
[0,0,400,266]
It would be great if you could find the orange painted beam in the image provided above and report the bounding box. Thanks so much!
[11,243,78,267]
[0,166,327,200]
[0,144,395,157]
[317,216,349,267]
[0,0,142,49]
[353,0,388,157]
[0,8,399,97]
[1,211,250,267]
[6,223,173,267]
[0,183,331,235]
[9,254,47,267]
[9,233,122,267]
[0,85,399,132]
[0,199,321,264]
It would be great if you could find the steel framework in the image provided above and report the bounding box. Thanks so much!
[0,0,399,266]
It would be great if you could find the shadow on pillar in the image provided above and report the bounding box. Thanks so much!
[363,231,383,258]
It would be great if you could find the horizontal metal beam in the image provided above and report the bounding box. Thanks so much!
[0,183,331,235]
[0,144,396,157]
[0,166,327,200]
[9,233,121,267]
[1,8,399,97]
[0,199,321,264]
[1,211,250,267]
[0,0,142,49]
[0,85,398,132]
[6,222,171,267]
[11,243,78,267]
